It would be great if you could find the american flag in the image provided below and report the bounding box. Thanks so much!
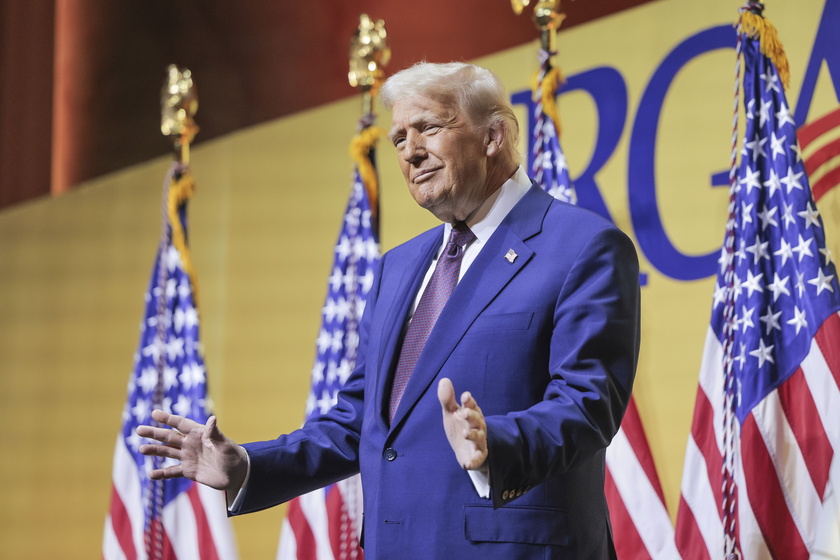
[277,122,380,560]
[531,49,677,559]
[103,163,238,560]
[675,15,840,559]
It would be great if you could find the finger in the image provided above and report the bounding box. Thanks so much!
[136,425,185,446]
[460,391,483,415]
[437,378,458,413]
[138,443,182,461]
[458,407,486,429]
[204,416,221,443]
[148,463,185,481]
[154,409,204,435]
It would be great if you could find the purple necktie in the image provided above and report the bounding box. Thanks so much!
[389,222,476,422]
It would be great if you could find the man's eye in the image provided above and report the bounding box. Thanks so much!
[424,124,440,133]
[393,137,405,147]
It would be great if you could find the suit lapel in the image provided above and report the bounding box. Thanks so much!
[388,185,553,432]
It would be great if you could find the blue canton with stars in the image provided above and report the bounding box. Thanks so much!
[532,57,577,205]
[305,168,380,419]
[712,36,840,423]
[121,184,209,505]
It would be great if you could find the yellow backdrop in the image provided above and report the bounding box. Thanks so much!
[1,1,837,558]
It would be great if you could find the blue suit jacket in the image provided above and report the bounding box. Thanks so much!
[235,185,640,559]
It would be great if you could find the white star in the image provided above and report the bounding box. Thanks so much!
[820,247,834,266]
[713,282,727,308]
[336,358,353,384]
[732,273,744,301]
[345,330,360,355]
[792,234,814,262]
[165,337,185,361]
[790,141,802,163]
[344,207,361,231]
[739,305,756,332]
[331,329,345,353]
[759,307,782,335]
[763,169,783,198]
[334,297,350,323]
[316,328,332,354]
[335,236,352,261]
[322,298,338,322]
[749,338,775,368]
[808,268,836,295]
[744,136,768,161]
[782,202,796,228]
[757,205,779,231]
[746,234,770,264]
[777,103,796,127]
[166,246,181,272]
[798,202,821,229]
[163,366,178,390]
[179,362,206,390]
[736,239,748,264]
[132,398,151,422]
[743,269,764,297]
[770,132,787,160]
[360,268,375,294]
[781,167,804,194]
[774,238,794,267]
[328,267,343,292]
[138,367,158,394]
[173,394,192,416]
[759,99,772,127]
[740,168,762,194]
[741,202,754,227]
[796,271,806,297]
[766,273,791,301]
[762,71,781,93]
[311,361,325,383]
[787,306,808,335]
[735,343,747,369]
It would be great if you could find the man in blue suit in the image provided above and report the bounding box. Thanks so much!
[139,62,640,559]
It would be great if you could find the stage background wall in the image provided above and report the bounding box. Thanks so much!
[1,0,838,558]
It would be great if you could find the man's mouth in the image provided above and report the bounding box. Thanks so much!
[412,167,440,183]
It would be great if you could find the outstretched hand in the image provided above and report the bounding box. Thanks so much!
[438,378,488,470]
[137,409,248,494]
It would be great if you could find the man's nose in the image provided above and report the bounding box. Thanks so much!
[402,130,425,163]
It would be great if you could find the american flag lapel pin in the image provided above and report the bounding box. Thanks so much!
[505,249,517,263]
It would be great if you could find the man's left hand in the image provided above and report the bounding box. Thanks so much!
[438,378,488,470]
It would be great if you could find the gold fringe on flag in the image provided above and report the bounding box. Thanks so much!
[738,7,790,89]
[167,169,200,307]
[349,126,384,219]
[532,66,566,139]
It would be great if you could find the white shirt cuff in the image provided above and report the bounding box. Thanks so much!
[226,451,251,511]
[468,464,491,499]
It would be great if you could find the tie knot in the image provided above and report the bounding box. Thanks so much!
[446,222,475,257]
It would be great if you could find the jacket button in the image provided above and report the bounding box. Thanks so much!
[383,448,397,461]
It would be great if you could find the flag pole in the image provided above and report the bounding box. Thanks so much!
[348,13,389,235]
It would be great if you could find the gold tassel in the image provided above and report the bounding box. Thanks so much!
[739,9,790,89]
[532,66,566,138]
[167,170,200,308]
[349,126,384,217]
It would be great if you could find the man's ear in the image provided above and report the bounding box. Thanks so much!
[485,120,506,157]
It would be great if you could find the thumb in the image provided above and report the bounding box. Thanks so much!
[437,378,458,413]
[205,416,223,444]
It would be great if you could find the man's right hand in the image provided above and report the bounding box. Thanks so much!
[137,409,248,495]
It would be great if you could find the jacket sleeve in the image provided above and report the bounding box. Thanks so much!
[229,255,385,515]
[484,226,641,507]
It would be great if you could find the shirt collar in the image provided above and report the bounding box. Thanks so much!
[442,166,532,245]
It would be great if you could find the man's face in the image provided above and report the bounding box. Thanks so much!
[389,94,493,223]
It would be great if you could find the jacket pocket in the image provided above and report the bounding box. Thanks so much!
[464,504,570,546]
[470,312,533,332]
